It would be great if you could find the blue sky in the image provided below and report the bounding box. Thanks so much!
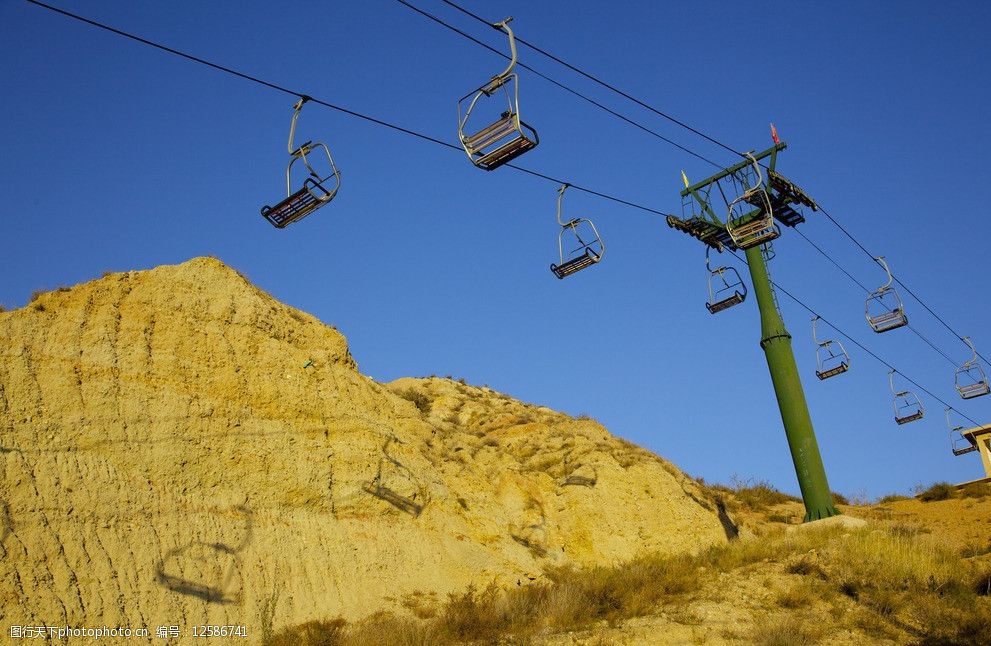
[2,0,989,500]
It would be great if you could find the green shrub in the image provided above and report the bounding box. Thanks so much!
[396,389,431,416]
[877,494,909,504]
[917,482,956,502]
[832,491,849,505]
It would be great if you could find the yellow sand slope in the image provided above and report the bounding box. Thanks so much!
[0,257,730,641]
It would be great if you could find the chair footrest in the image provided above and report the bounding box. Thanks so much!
[868,312,908,333]
[895,412,924,425]
[475,134,537,170]
[551,249,601,279]
[816,363,849,380]
[706,293,744,314]
[261,181,332,228]
[959,383,990,399]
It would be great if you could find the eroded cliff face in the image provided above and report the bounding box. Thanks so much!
[0,257,730,641]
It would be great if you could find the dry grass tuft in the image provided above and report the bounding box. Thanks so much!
[267,522,991,646]
[751,613,822,645]
[774,584,816,609]
[266,619,346,645]
[395,389,431,416]
[710,476,801,513]
[831,491,850,505]
[960,481,991,499]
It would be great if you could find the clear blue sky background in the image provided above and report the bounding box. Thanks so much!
[2,0,989,500]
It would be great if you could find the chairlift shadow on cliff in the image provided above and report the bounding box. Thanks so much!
[508,488,549,560]
[362,435,429,518]
[560,464,598,488]
[0,499,12,547]
[154,505,253,604]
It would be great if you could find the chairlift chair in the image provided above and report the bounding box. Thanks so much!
[705,247,746,313]
[865,257,908,332]
[725,152,779,249]
[812,316,850,380]
[946,407,979,456]
[889,370,924,425]
[550,184,604,279]
[260,97,341,228]
[457,18,538,171]
[955,337,990,399]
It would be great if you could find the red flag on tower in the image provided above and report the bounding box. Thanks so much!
[770,122,780,144]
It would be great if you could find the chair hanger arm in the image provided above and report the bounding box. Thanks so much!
[491,17,518,84]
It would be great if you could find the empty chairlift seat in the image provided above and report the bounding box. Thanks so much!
[812,316,850,380]
[461,108,538,171]
[955,337,990,399]
[259,97,341,229]
[889,370,924,425]
[726,153,779,250]
[946,408,979,456]
[261,171,337,228]
[705,247,746,313]
[457,17,538,171]
[549,185,604,279]
[865,257,908,332]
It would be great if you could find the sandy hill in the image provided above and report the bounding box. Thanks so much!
[0,257,732,642]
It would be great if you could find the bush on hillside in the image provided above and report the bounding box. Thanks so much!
[395,388,431,416]
[917,482,956,502]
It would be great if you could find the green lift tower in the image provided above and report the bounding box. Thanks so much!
[668,139,839,521]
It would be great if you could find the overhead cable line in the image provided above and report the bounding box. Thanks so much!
[792,229,960,369]
[22,0,675,220]
[392,0,723,168]
[439,0,745,160]
[436,0,989,370]
[817,205,991,368]
[727,250,980,427]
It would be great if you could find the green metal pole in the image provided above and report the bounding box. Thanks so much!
[744,245,839,521]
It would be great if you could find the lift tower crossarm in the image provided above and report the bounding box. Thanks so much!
[680,142,787,198]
